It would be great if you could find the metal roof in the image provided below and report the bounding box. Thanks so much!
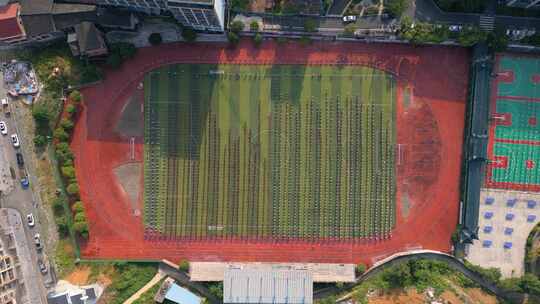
[223,268,313,304]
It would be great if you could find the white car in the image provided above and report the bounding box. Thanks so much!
[34,233,42,249]
[342,15,357,23]
[10,134,19,148]
[0,121,7,135]
[27,214,35,227]
[449,25,462,32]
[1,98,8,107]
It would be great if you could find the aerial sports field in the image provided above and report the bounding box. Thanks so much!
[71,40,469,264]
[486,54,540,192]
[144,64,396,240]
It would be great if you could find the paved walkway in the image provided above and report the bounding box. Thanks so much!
[123,270,166,304]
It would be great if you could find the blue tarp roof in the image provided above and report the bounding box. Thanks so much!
[485,197,494,205]
[482,240,492,247]
[528,215,537,222]
[528,200,537,209]
[484,212,494,219]
[505,213,514,221]
[165,283,201,304]
[483,226,493,233]
[506,199,516,207]
[504,242,513,249]
[504,227,513,235]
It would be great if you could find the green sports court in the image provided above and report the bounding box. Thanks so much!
[487,55,540,190]
[143,63,397,239]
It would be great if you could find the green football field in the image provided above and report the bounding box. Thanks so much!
[143,64,397,239]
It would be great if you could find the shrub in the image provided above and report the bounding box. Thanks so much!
[356,263,367,274]
[344,24,357,37]
[148,33,163,46]
[61,165,76,179]
[299,35,312,45]
[74,211,86,223]
[72,201,85,213]
[303,19,317,32]
[231,0,249,11]
[250,21,259,32]
[107,43,137,68]
[80,64,102,84]
[227,32,240,45]
[230,20,245,33]
[464,261,501,284]
[276,37,288,44]
[60,118,74,131]
[69,90,82,103]
[253,33,263,47]
[34,135,47,147]
[55,142,74,163]
[182,27,197,42]
[52,197,66,215]
[106,53,123,69]
[55,215,69,237]
[53,127,69,142]
[457,27,488,47]
[32,104,51,131]
[178,259,189,272]
[73,220,88,237]
[385,0,408,18]
[66,104,76,115]
[66,183,79,196]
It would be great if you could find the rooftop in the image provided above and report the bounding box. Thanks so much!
[0,3,25,40]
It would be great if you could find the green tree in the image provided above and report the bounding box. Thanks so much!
[344,24,357,37]
[74,211,86,223]
[55,215,70,237]
[52,197,66,215]
[519,274,540,295]
[182,28,197,42]
[60,118,74,131]
[303,19,317,32]
[178,259,189,272]
[253,33,263,47]
[148,33,163,45]
[386,0,409,18]
[230,20,245,33]
[73,220,88,238]
[72,201,85,213]
[381,262,412,288]
[487,31,509,52]
[227,32,240,45]
[32,104,51,131]
[231,0,249,11]
[69,90,82,103]
[106,53,123,69]
[356,263,367,274]
[61,165,76,179]
[53,127,69,142]
[299,35,312,45]
[250,21,259,32]
[66,104,77,115]
[66,183,79,196]
[457,27,488,46]
[34,135,47,147]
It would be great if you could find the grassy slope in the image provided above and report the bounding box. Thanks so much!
[144,64,396,239]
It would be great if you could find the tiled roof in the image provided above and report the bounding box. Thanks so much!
[0,3,24,40]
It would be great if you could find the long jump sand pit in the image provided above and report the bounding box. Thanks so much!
[72,40,469,265]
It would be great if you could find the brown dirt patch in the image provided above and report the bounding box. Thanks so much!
[466,288,499,304]
[368,289,425,304]
[65,266,91,285]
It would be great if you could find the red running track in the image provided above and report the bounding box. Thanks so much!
[71,39,469,265]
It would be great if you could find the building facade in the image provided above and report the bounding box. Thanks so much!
[96,0,224,31]
[505,0,540,9]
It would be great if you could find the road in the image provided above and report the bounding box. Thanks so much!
[0,72,50,303]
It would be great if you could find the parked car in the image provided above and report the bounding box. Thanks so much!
[34,233,42,249]
[38,260,47,274]
[449,25,462,32]
[20,177,29,189]
[342,15,357,23]
[16,153,23,167]
[0,121,7,135]
[26,213,34,227]
[10,134,19,148]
